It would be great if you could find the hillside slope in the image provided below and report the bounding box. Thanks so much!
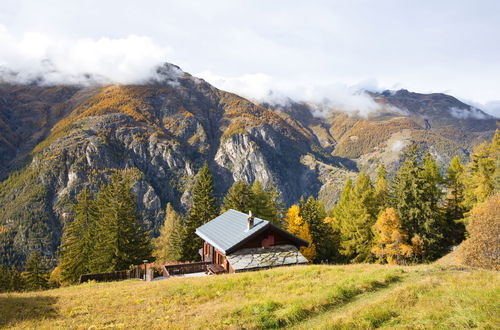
[0,264,498,329]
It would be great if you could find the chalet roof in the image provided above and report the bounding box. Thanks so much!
[226,244,308,272]
[195,209,308,255]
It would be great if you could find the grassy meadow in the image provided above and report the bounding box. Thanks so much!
[0,264,498,329]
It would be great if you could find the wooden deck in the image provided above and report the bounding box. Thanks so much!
[207,264,226,275]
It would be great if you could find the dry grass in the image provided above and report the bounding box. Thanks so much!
[0,264,498,329]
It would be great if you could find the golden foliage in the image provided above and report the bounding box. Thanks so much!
[460,194,500,270]
[284,205,316,262]
[334,118,419,158]
[371,208,414,264]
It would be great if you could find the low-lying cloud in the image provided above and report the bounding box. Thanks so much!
[197,71,384,117]
[448,106,491,120]
[0,25,172,85]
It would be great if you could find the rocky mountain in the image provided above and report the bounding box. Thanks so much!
[0,63,497,266]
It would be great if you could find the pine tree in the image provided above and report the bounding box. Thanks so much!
[22,251,48,291]
[181,164,219,261]
[59,188,98,283]
[336,172,377,263]
[444,156,466,245]
[90,172,152,272]
[221,180,254,213]
[374,164,390,213]
[284,205,316,262]
[153,203,184,262]
[251,180,284,226]
[371,208,414,265]
[299,196,334,263]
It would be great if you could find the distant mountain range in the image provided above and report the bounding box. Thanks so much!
[0,63,497,266]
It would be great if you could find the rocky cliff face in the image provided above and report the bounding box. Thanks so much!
[0,64,497,266]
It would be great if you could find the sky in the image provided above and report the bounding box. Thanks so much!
[0,0,499,115]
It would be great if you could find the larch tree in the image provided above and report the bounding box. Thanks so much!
[462,130,499,210]
[153,203,184,263]
[459,194,500,271]
[371,208,414,265]
[337,172,377,263]
[59,188,98,283]
[284,205,316,262]
[181,163,219,261]
[90,172,152,272]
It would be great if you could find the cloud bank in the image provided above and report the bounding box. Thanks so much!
[0,25,172,85]
[197,71,384,116]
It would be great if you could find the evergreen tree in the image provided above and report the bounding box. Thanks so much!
[221,180,254,213]
[336,172,377,263]
[374,164,390,213]
[299,196,334,263]
[0,265,10,292]
[181,164,219,261]
[444,156,466,245]
[90,172,152,272]
[371,208,414,265]
[59,188,98,283]
[8,266,24,292]
[251,180,284,226]
[22,251,48,291]
[153,203,184,262]
[393,145,446,260]
[284,205,316,262]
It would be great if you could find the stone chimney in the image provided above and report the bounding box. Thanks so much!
[247,210,254,230]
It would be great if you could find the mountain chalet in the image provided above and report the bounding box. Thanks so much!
[195,209,309,273]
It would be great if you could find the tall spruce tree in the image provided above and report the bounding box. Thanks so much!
[221,180,254,213]
[23,251,48,291]
[374,164,390,213]
[59,188,98,283]
[153,203,184,262]
[299,196,334,263]
[90,172,152,272]
[444,156,466,245]
[336,172,377,263]
[250,180,284,226]
[181,164,219,261]
[393,145,446,260]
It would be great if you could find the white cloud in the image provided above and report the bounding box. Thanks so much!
[0,25,172,85]
[448,107,491,120]
[197,71,384,116]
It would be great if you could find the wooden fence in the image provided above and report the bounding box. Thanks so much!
[79,261,211,283]
[163,261,210,276]
[80,266,141,283]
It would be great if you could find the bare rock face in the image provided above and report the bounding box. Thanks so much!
[0,64,497,266]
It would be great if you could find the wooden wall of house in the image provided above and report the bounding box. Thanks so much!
[238,228,294,250]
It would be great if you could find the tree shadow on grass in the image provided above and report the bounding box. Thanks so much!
[0,295,58,327]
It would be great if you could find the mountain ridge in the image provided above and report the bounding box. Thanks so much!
[0,63,497,266]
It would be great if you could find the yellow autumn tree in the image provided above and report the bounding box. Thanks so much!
[284,205,316,262]
[371,208,414,265]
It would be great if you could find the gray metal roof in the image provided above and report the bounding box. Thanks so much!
[195,209,308,255]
